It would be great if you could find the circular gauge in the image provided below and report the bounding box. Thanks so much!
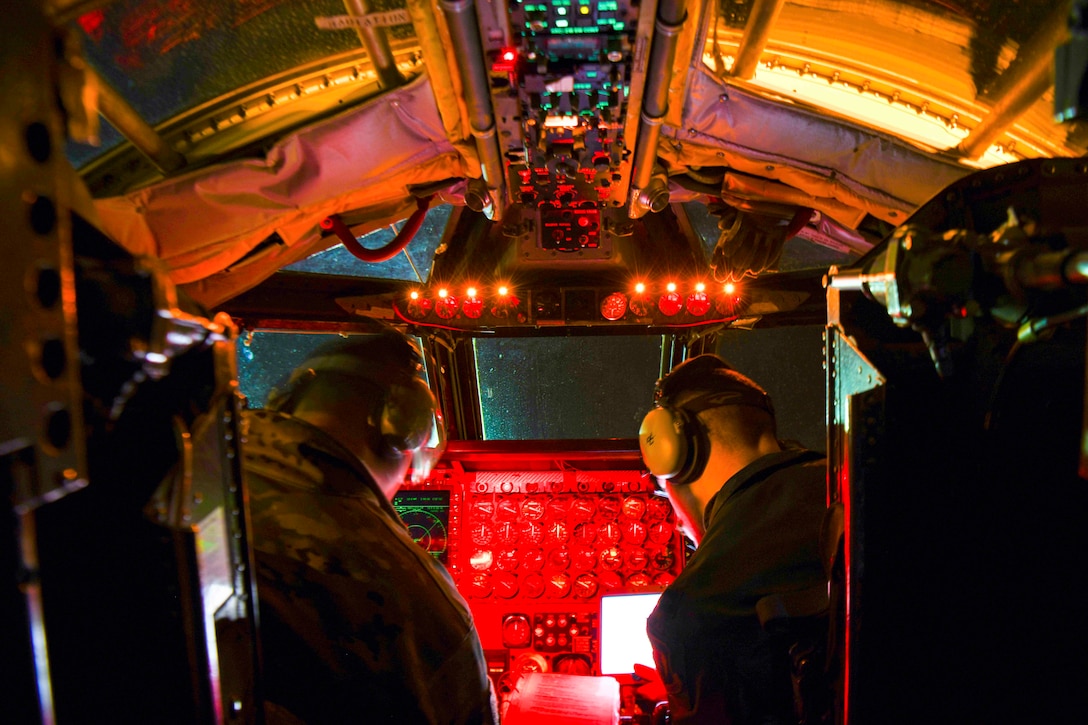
[496,498,520,521]
[654,573,676,588]
[573,573,599,599]
[600,291,628,321]
[522,547,545,571]
[599,546,623,571]
[597,495,622,520]
[502,614,532,648]
[571,545,597,571]
[519,520,544,545]
[522,573,545,598]
[496,548,520,571]
[599,571,624,591]
[546,571,571,598]
[468,573,492,598]
[650,546,675,571]
[547,521,570,545]
[622,496,647,520]
[623,520,647,545]
[513,652,548,673]
[648,521,674,545]
[521,498,546,521]
[495,521,520,546]
[546,496,571,520]
[572,522,596,545]
[494,572,519,599]
[628,572,653,589]
[469,549,493,571]
[569,497,596,523]
[626,547,649,571]
[471,499,495,520]
[598,521,622,546]
[470,522,493,546]
[547,547,571,570]
[554,654,593,675]
[646,496,672,522]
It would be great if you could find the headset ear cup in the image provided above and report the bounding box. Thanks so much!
[638,405,710,485]
[639,406,691,480]
[379,376,439,456]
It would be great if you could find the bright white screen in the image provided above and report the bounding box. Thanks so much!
[599,592,662,675]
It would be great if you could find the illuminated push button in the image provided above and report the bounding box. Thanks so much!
[546,635,556,647]
[558,634,569,647]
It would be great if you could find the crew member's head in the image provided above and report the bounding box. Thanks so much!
[265,328,445,497]
[638,354,779,543]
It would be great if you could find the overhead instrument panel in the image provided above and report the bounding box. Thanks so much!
[482,0,649,258]
[398,467,685,695]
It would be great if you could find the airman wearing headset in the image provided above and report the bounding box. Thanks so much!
[241,328,498,724]
[637,354,828,725]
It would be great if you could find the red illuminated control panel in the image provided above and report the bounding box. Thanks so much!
[398,468,685,701]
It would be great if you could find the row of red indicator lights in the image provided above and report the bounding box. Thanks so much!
[403,281,741,321]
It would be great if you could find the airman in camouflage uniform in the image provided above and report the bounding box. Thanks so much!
[242,331,497,724]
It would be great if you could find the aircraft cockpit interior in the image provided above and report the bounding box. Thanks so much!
[4,0,1088,722]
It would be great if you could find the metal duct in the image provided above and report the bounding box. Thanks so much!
[438,0,506,220]
[629,0,688,218]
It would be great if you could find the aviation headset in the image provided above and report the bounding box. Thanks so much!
[266,329,446,481]
[638,355,774,486]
